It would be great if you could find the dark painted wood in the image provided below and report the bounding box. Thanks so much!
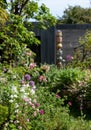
[56,24,91,30]
[41,26,56,64]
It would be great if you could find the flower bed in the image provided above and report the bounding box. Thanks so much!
[0,63,91,129]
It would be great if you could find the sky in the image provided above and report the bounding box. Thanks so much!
[38,0,90,17]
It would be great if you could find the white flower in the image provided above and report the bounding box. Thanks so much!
[11,86,18,93]
[26,84,29,87]
[15,109,19,113]
[15,103,19,108]
[21,94,27,99]
[10,95,14,98]
[10,94,17,99]
[31,89,35,94]
[13,94,18,98]
[9,99,14,103]
[20,87,25,92]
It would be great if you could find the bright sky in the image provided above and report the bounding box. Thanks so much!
[39,0,90,17]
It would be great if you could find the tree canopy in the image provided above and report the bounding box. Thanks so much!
[0,0,57,65]
[1,0,56,28]
[58,6,91,24]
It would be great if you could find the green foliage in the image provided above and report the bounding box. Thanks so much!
[35,3,57,29]
[0,104,8,125]
[59,6,91,24]
[59,68,84,86]
[0,13,39,65]
[68,31,91,69]
[0,7,8,26]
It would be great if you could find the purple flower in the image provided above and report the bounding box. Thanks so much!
[66,55,73,61]
[29,81,35,87]
[24,74,31,81]
[39,109,44,115]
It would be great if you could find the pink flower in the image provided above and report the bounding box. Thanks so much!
[20,80,25,85]
[39,75,47,82]
[32,104,35,109]
[41,65,50,72]
[29,101,33,106]
[56,94,60,98]
[33,98,37,103]
[29,63,36,69]
[39,109,44,115]
[68,101,72,106]
[27,118,30,122]
[23,98,29,102]
[35,103,40,107]
[33,111,37,117]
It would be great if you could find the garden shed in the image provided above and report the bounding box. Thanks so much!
[32,23,91,64]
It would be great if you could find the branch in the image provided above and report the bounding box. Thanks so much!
[20,0,29,15]
[10,0,14,13]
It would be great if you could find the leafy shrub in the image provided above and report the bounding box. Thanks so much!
[0,104,8,126]
[67,31,91,69]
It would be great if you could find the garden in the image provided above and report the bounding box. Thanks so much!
[0,56,91,130]
[0,0,91,129]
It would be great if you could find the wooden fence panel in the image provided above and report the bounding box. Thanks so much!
[41,26,56,64]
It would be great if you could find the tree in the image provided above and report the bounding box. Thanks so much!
[58,6,91,24]
[0,0,57,65]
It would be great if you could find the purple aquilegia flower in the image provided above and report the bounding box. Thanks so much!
[29,81,35,87]
[24,74,31,81]
[39,109,44,115]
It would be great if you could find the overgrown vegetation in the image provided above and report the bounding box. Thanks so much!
[0,63,91,129]
[0,0,91,129]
